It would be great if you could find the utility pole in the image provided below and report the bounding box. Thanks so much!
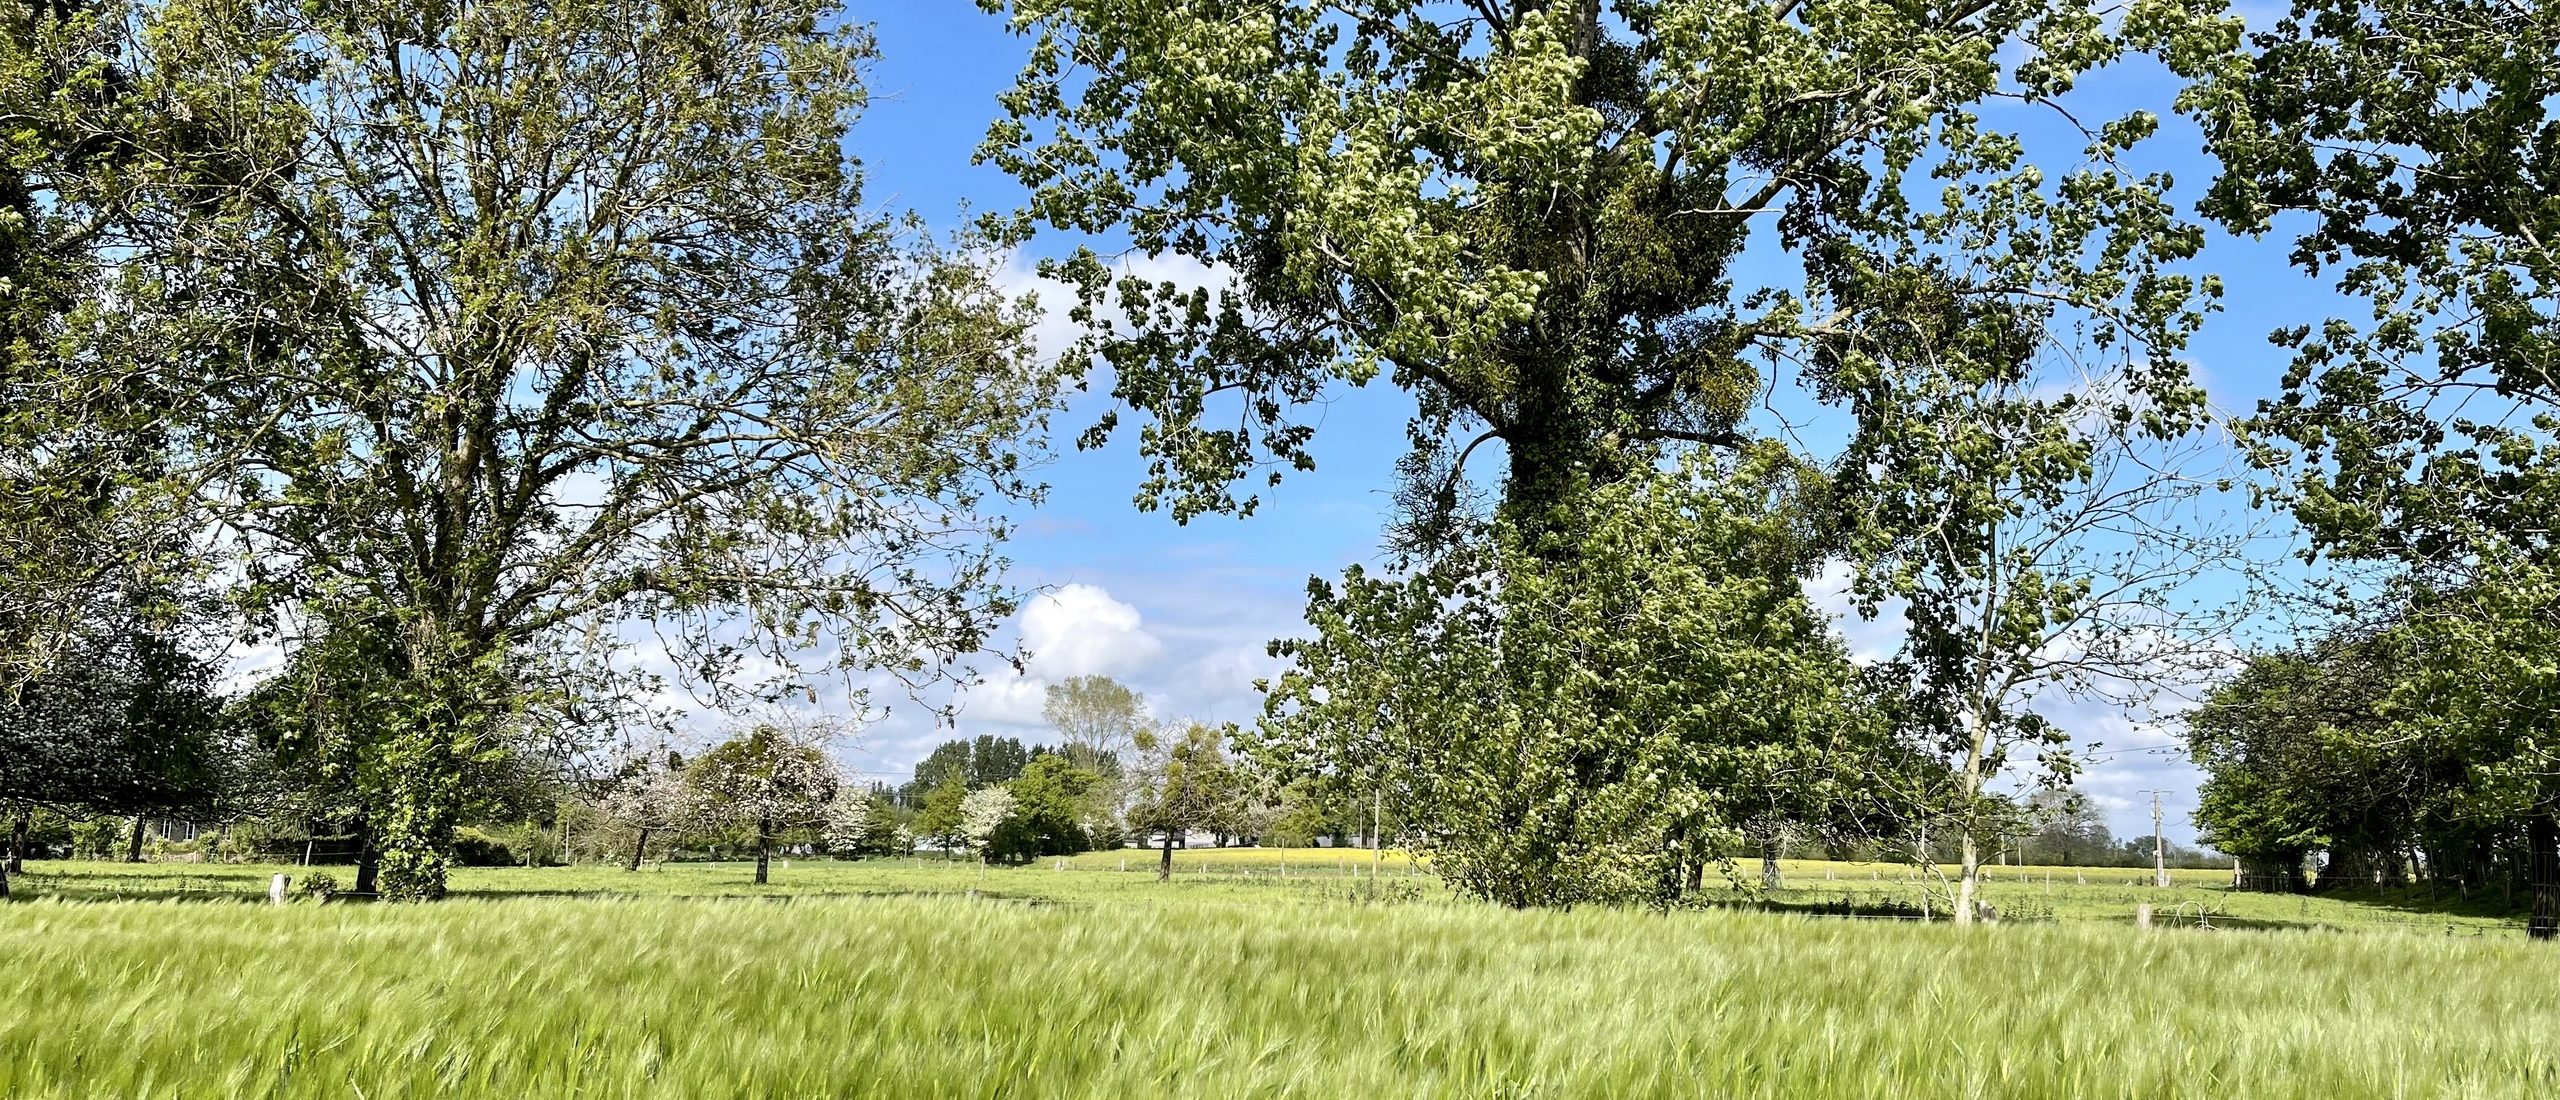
[2150,791,2169,888]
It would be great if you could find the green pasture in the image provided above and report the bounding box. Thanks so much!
[4,869,2557,1098]
[7,850,2519,937]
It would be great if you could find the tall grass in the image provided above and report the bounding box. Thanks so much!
[4,888,2558,1097]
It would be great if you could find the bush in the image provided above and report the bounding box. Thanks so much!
[19,809,76,859]
[450,824,570,867]
[450,828,517,867]
[293,872,342,901]
[1086,820,1127,852]
[203,818,287,863]
[68,817,125,860]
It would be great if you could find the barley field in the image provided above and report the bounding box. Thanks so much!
[2,854,2554,1098]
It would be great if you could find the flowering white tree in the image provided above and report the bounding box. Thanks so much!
[822,789,901,858]
[685,716,846,884]
[958,786,1018,865]
[592,743,691,872]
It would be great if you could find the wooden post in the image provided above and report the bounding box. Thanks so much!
[2135,903,2153,929]
[2527,814,2557,940]
[2152,791,2171,888]
[269,874,290,905]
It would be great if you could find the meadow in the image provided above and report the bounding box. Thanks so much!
[3,852,2552,1098]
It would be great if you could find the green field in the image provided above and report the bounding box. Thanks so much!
[7,850,2517,935]
[3,853,2552,1098]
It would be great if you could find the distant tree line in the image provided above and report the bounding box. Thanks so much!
[2190,595,2560,910]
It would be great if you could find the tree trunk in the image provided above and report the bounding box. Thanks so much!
[755,814,773,885]
[2378,846,2409,890]
[1954,831,1981,926]
[1158,830,1174,883]
[2318,845,2373,892]
[353,818,380,896]
[7,810,26,874]
[628,826,651,872]
[124,815,146,863]
[2528,814,2558,941]
[376,741,467,902]
[1759,835,1782,891]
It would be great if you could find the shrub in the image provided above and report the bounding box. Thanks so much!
[450,828,517,867]
[293,872,342,901]
[67,817,125,860]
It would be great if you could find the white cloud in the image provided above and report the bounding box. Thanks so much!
[991,250,1242,368]
[960,675,1050,728]
[937,580,1192,746]
[1019,582,1163,678]
[1806,559,1904,664]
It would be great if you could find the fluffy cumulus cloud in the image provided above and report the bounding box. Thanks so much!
[1017,583,1163,679]
[904,582,1184,742]
[926,573,1298,755]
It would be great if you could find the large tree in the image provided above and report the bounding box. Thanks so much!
[980,0,2229,535]
[902,735,1034,803]
[1041,673,1147,836]
[116,0,1059,899]
[1042,675,1146,768]
[2182,0,2560,936]
[982,0,2237,906]
[1007,753,1101,856]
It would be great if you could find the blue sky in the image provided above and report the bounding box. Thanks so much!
[836,4,2335,849]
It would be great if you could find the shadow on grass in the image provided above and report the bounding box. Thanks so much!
[440,885,1087,908]
[2295,883,2533,923]
[5,870,277,904]
[1690,895,1939,923]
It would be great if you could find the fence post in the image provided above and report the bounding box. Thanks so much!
[2135,903,2153,930]
[269,874,290,905]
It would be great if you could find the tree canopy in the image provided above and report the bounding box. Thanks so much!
[2182,0,2560,936]
[984,0,2241,909]
[67,0,1062,898]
